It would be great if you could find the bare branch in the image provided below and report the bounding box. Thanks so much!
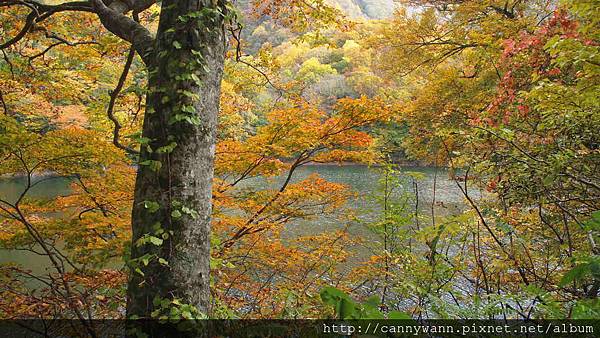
[106,46,140,155]
[0,90,8,115]
[90,0,155,64]
[28,38,99,61]
[0,11,36,49]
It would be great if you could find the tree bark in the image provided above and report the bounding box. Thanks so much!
[126,0,226,318]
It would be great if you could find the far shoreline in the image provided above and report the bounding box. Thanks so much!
[0,160,434,180]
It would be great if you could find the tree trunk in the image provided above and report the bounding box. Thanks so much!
[126,0,226,318]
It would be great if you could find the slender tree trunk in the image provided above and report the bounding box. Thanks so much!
[126,0,226,318]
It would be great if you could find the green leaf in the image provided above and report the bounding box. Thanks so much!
[157,142,177,154]
[210,258,221,269]
[362,306,384,319]
[186,116,202,125]
[584,211,600,231]
[559,258,600,286]
[141,254,151,266]
[364,296,380,309]
[181,90,200,100]
[181,105,195,113]
[337,298,356,319]
[191,73,202,85]
[139,160,162,172]
[149,236,164,246]
[143,201,160,213]
[320,286,349,305]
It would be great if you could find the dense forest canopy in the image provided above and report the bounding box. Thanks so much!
[0,0,599,330]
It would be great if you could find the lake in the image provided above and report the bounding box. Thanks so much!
[0,165,470,275]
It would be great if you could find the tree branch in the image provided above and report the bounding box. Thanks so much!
[1,0,156,64]
[90,0,155,64]
[0,2,88,50]
[106,45,140,155]
[0,11,36,49]
[28,31,99,61]
[0,90,9,115]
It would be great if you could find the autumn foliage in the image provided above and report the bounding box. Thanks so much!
[0,0,599,323]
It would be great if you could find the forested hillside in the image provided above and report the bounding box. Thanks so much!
[0,0,598,334]
[329,0,397,19]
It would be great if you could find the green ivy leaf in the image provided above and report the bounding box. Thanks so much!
[149,236,164,246]
[143,201,160,213]
[171,210,182,219]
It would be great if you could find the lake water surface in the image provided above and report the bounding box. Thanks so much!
[0,165,469,273]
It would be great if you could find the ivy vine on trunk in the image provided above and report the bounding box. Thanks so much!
[126,0,228,318]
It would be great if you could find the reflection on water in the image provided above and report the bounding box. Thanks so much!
[0,176,73,280]
[229,165,473,268]
[0,166,473,274]
[0,175,72,204]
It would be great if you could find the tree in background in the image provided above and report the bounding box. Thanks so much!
[365,0,600,318]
